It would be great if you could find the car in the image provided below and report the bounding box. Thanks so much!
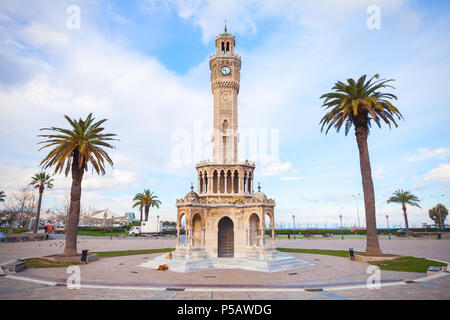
[128,226,141,236]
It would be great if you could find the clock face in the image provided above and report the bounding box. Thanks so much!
[221,66,231,75]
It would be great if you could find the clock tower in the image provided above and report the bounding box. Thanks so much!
[141,27,310,273]
[209,27,241,163]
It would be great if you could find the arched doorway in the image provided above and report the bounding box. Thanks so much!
[192,213,202,247]
[249,213,260,246]
[218,216,234,257]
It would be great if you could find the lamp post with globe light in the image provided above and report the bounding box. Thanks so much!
[352,193,361,228]
[292,214,296,240]
[386,214,391,240]
[110,215,114,240]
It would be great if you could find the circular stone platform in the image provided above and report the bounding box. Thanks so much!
[7,252,424,289]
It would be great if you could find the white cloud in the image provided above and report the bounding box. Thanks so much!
[0,0,447,222]
[19,21,70,47]
[373,166,385,179]
[425,163,450,185]
[280,176,303,181]
[408,148,450,162]
[410,181,427,191]
[143,0,407,42]
[259,161,292,176]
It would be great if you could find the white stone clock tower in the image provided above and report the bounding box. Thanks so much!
[140,28,311,273]
[209,28,241,163]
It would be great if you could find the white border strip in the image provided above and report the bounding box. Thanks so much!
[2,262,449,293]
[5,275,58,286]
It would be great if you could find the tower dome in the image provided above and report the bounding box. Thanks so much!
[254,191,268,202]
[184,183,199,202]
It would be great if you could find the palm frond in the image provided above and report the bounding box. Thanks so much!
[38,114,118,176]
[319,74,403,135]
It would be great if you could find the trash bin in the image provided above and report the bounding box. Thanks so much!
[81,249,89,263]
[437,233,441,240]
[288,234,290,240]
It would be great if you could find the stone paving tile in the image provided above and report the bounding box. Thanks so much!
[277,238,450,262]
[0,237,177,264]
[330,276,450,300]
[1,275,449,300]
[2,238,449,264]
[11,252,420,289]
[1,237,449,300]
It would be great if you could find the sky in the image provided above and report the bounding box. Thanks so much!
[0,0,449,228]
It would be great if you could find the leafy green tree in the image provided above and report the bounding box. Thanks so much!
[132,190,161,221]
[29,172,54,233]
[387,189,421,236]
[428,204,448,229]
[320,74,402,256]
[38,113,117,256]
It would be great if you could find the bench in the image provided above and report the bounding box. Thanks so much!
[5,236,17,242]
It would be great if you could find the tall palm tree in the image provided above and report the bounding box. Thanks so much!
[0,190,5,203]
[320,74,403,256]
[38,113,117,256]
[132,192,144,222]
[387,189,421,236]
[29,172,54,233]
[132,190,161,221]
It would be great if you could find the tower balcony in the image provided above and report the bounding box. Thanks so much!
[195,160,256,196]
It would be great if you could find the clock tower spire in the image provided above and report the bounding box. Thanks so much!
[209,28,241,163]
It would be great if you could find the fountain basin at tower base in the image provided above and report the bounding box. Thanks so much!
[138,247,314,273]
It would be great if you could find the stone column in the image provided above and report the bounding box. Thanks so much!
[239,176,243,194]
[224,177,228,194]
[208,176,212,194]
[176,227,181,246]
[271,228,275,246]
[259,228,264,248]
[246,227,250,246]
[189,227,193,247]
[201,227,206,247]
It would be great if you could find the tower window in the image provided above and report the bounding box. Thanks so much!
[221,42,225,54]
[226,42,230,54]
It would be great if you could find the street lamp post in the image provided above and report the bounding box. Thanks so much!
[386,214,391,240]
[352,194,361,228]
[292,214,296,240]
[110,215,114,240]
[339,214,343,240]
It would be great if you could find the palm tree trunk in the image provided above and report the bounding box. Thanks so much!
[355,126,382,256]
[33,186,44,234]
[145,206,149,221]
[63,153,85,257]
[402,204,410,236]
[140,207,143,222]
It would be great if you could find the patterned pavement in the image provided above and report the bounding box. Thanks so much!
[1,237,449,300]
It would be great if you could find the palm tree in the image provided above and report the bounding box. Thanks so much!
[38,113,117,256]
[29,172,54,233]
[387,189,421,236]
[320,74,403,256]
[0,190,5,203]
[132,190,161,221]
[132,192,144,222]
